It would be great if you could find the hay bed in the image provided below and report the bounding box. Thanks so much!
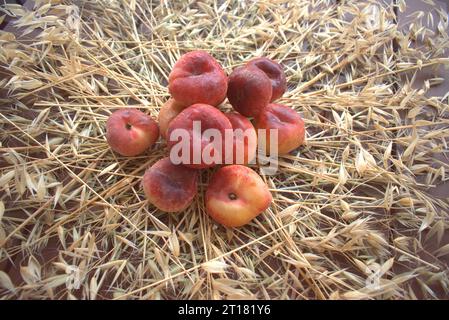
[0,0,449,299]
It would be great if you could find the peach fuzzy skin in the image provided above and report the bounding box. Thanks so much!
[106,108,159,156]
[224,112,257,165]
[158,99,187,139]
[255,103,305,155]
[206,165,272,227]
[142,157,198,212]
[167,103,232,169]
[227,65,272,117]
[169,51,228,107]
[246,57,286,102]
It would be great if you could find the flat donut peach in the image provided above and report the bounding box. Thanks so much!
[169,51,227,107]
[205,165,272,227]
[227,65,272,117]
[247,57,286,101]
[158,99,187,140]
[142,157,198,212]
[167,103,232,169]
[255,103,305,155]
[106,108,159,157]
[223,112,257,165]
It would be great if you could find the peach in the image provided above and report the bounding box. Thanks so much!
[142,157,198,212]
[227,65,272,117]
[158,99,187,139]
[106,108,159,156]
[224,112,257,165]
[205,165,272,227]
[246,57,286,101]
[168,51,228,107]
[167,103,232,169]
[255,103,305,155]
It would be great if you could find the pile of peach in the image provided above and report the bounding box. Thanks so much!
[105,51,305,227]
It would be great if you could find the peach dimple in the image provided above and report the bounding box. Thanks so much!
[169,51,228,107]
[255,103,305,155]
[205,165,272,227]
[106,108,159,157]
[142,157,198,212]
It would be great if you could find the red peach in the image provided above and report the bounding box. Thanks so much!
[224,112,257,165]
[227,65,272,117]
[142,157,198,212]
[205,165,272,227]
[246,57,286,101]
[106,108,159,156]
[167,103,232,169]
[158,99,187,140]
[168,51,228,107]
[255,103,305,155]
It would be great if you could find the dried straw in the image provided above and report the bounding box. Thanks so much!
[0,0,448,300]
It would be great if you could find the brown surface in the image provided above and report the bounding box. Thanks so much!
[397,0,449,199]
[395,0,449,298]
